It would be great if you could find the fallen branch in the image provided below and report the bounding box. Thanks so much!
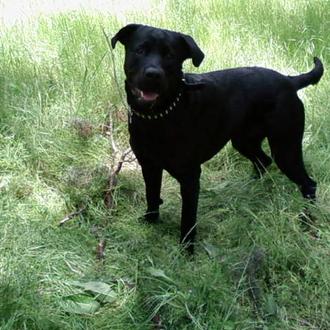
[59,33,133,261]
[102,89,135,208]
[152,314,164,330]
[104,147,134,209]
[246,247,266,322]
[96,239,106,260]
[59,206,86,226]
[105,105,120,154]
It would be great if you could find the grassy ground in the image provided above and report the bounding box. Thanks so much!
[0,0,329,329]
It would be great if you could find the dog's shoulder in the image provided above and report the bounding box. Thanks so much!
[183,73,206,91]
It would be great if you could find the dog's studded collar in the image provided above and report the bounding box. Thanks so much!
[128,92,182,122]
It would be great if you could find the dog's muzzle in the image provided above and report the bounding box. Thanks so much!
[132,88,159,102]
[132,66,166,102]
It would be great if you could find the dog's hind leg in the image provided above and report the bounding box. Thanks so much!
[269,140,316,200]
[268,98,316,201]
[232,134,272,178]
[269,138,317,226]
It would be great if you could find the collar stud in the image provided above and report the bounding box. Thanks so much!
[129,92,182,121]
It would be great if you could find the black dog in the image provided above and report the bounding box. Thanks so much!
[112,24,323,253]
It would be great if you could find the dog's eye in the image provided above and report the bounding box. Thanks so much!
[135,47,145,55]
[164,51,174,60]
[165,53,174,60]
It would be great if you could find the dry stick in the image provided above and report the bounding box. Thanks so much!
[97,27,134,258]
[246,247,266,324]
[106,105,119,154]
[152,314,164,330]
[59,206,86,226]
[96,239,106,260]
[102,27,126,107]
[101,45,134,208]
[102,108,135,250]
[104,147,133,209]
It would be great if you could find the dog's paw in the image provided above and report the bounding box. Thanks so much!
[185,243,195,256]
[298,209,314,226]
[299,211,320,239]
[180,239,195,256]
[251,172,263,180]
[251,168,266,180]
[141,210,160,223]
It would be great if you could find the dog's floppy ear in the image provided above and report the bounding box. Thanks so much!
[111,24,141,48]
[180,34,204,67]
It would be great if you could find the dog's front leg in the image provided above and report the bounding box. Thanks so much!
[178,168,201,254]
[141,163,163,223]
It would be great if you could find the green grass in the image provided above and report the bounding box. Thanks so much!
[0,0,329,329]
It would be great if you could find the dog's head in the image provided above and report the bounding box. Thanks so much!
[112,24,204,109]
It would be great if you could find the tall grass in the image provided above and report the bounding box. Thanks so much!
[0,0,329,329]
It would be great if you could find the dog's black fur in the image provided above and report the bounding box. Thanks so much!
[112,24,324,253]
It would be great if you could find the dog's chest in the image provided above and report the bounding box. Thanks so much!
[129,118,194,166]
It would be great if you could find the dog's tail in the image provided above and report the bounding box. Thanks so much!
[289,57,324,90]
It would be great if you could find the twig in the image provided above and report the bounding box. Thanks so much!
[107,108,119,154]
[115,147,134,174]
[152,314,165,330]
[101,26,126,107]
[100,27,137,263]
[246,247,266,322]
[96,239,106,260]
[104,147,134,209]
[59,206,86,226]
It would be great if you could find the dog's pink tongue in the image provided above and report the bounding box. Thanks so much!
[141,91,159,101]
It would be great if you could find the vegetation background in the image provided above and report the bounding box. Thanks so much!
[0,0,329,329]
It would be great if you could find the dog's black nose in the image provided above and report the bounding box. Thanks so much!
[144,67,163,80]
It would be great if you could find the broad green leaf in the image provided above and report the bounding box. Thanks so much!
[223,321,236,330]
[146,267,173,282]
[264,294,278,316]
[60,294,100,315]
[70,281,117,303]
[203,242,220,258]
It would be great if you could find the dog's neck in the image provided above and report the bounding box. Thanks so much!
[125,75,205,121]
[128,91,182,121]
[125,80,184,120]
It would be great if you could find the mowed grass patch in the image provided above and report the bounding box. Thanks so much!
[0,1,329,329]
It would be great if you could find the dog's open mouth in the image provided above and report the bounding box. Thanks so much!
[133,88,159,103]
